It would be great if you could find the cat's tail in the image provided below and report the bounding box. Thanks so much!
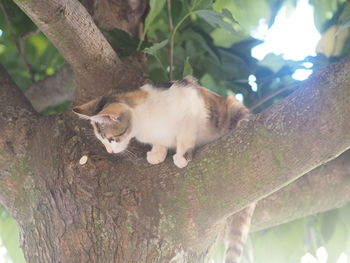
[225,202,257,263]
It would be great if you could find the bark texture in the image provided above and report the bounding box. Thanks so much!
[1,0,350,262]
[252,149,350,231]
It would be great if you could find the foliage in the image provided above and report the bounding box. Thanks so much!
[0,205,25,263]
[242,203,350,263]
[0,0,65,91]
[105,0,350,111]
[207,203,350,263]
[1,0,350,262]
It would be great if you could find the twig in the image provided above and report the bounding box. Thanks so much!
[22,28,41,40]
[167,0,174,80]
[249,83,299,112]
[0,0,35,82]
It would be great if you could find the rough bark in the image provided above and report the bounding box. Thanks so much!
[252,149,350,231]
[0,65,38,219]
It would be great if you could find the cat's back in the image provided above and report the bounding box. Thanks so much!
[134,76,249,146]
[138,80,206,119]
[133,78,207,147]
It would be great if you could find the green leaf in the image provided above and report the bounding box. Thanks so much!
[195,10,237,35]
[200,73,223,94]
[222,8,239,24]
[143,39,169,55]
[193,0,214,10]
[144,0,166,37]
[182,57,193,77]
[339,3,350,26]
[180,29,221,63]
[42,101,71,115]
[0,205,25,263]
[101,28,152,57]
[250,218,305,263]
[320,209,338,243]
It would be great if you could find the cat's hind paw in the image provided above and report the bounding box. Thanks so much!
[173,154,189,168]
[147,150,166,165]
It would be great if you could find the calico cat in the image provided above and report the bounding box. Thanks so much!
[73,76,255,263]
[72,76,249,168]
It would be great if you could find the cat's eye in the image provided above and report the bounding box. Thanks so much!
[115,128,127,137]
[108,137,120,143]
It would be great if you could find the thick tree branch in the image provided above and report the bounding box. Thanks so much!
[143,57,350,250]
[13,0,145,104]
[252,149,350,231]
[0,65,39,218]
[25,65,75,112]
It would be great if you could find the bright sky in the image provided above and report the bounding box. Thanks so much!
[301,246,348,263]
[252,0,321,83]
[0,245,9,263]
[251,0,320,62]
[236,0,321,102]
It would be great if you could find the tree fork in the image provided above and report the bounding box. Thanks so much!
[13,0,145,104]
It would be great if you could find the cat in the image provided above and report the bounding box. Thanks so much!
[72,76,255,263]
[72,76,250,168]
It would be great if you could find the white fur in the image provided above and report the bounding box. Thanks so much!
[93,125,133,154]
[122,84,216,168]
[133,84,212,148]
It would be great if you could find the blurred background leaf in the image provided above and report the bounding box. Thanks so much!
[0,205,25,263]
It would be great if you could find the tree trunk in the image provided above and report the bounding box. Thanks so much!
[1,0,350,262]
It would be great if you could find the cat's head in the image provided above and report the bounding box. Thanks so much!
[72,96,134,154]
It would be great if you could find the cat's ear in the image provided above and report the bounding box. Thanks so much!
[72,98,101,120]
[90,104,121,123]
[90,114,120,124]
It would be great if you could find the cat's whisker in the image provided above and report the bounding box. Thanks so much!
[126,149,138,158]
[122,150,141,164]
[124,150,138,160]
[125,146,142,154]
[122,154,138,165]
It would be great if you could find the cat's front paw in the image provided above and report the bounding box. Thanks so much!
[147,150,166,165]
[173,154,189,168]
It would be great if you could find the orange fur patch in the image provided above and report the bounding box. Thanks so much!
[197,87,249,133]
[117,89,149,107]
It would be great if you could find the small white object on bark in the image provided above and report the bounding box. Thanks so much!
[79,155,88,165]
